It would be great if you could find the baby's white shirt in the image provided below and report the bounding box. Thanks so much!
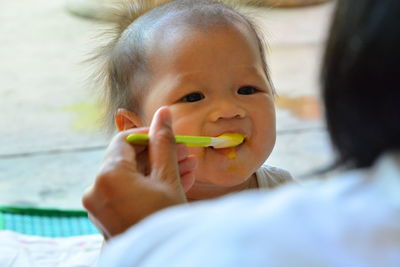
[255,164,294,189]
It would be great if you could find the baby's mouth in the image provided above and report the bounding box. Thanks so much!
[209,137,247,158]
[210,136,247,149]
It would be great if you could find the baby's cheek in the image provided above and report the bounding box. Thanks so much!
[249,131,274,163]
[259,119,276,144]
[187,147,204,159]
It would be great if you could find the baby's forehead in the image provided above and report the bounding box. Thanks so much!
[120,4,256,50]
[151,24,260,61]
[146,24,266,85]
[148,16,261,64]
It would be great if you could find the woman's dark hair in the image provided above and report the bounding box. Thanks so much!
[322,0,400,169]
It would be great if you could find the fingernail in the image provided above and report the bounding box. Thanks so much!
[161,107,172,128]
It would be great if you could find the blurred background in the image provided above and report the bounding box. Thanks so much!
[0,0,335,209]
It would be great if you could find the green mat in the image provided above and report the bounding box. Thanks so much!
[0,206,99,237]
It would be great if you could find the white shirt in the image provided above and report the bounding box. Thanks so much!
[99,153,400,267]
[256,164,293,189]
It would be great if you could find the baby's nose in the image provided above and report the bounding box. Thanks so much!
[209,101,246,121]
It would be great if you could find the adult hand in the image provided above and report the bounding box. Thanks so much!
[82,107,197,239]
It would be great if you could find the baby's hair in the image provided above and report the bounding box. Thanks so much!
[90,0,270,132]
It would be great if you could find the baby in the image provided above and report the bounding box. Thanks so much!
[93,0,293,201]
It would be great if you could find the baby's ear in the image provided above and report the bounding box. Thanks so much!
[114,108,143,131]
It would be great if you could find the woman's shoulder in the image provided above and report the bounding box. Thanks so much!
[100,153,400,267]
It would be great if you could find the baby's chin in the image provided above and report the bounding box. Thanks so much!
[189,142,266,187]
[194,165,256,188]
[185,170,257,201]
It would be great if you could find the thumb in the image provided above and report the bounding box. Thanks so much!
[148,107,182,189]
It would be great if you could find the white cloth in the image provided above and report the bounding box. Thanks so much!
[256,164,293,189]
[0,231,103,267]
[99,153,400,267]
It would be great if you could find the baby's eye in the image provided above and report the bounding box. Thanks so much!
[237,86,258,95]
[181,92,205,102]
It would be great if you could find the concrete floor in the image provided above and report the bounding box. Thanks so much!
[0,0,336,209]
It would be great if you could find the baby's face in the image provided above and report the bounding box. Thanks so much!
[141,22,275,196]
